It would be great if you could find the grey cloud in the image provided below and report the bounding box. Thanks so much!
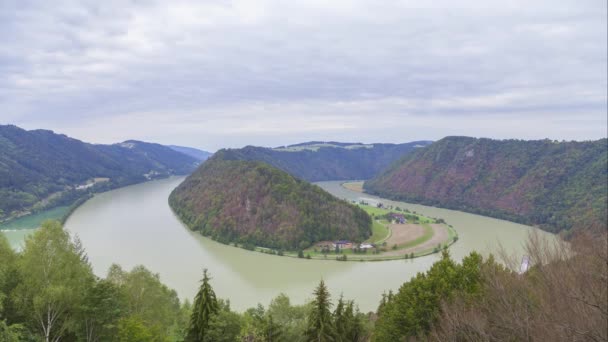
[0,0,605,150]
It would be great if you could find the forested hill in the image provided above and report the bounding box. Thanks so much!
[169,156,372,250]
[167,145,212,161]
[212,140,432,182]
[0,124,199,220]
[365,137,608,234]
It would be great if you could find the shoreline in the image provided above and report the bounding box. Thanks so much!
[0,175,186,233]
[170,180,460,262]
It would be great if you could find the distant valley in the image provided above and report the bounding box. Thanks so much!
[0,124,209,223]
[215,140,432,182]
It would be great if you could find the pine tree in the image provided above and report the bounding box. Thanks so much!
[186,269,219,342]
[343,301,364,342]
[305,280,336,342]
[334,295,346,341]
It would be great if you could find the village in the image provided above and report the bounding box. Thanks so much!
[293,200,458,261]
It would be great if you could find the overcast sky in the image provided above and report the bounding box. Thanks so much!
[1,0,606,151]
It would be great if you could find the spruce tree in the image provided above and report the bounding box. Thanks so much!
[305,280,336,341]
[333,295,346,341]
[187,269,219,342]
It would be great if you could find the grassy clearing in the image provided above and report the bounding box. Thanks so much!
[366,220,390,243]
[243,203,459,262]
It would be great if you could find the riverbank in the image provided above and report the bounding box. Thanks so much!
[243,202,458,262]
[0,175,181,246]
[60,176,555,312]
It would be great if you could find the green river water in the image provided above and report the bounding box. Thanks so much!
[3,176,554,312]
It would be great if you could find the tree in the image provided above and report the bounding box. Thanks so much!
[342,301,365,342]
[0,233,18,319]
[305,280,335,341]
[333,295,346,339]
[187,269,219,342]
[117,316,153,342]
[107,264,181,340]
[204,300,243,342]
[79,279,124,342]
[15,220,94,342]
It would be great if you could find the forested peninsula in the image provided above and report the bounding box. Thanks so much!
[169,154,372,251]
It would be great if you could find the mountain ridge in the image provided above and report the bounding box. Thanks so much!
[211,140,432,182]
[0,124,200,221]
[365,136,608,234]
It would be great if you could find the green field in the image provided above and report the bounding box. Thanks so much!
[0,206,71,230]
[238,203,459,262]
[366,220,390,243]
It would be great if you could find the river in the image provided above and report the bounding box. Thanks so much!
[4,176,554,312]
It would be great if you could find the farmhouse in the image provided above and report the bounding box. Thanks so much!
[332,240,353,249]
[389,213,407,224]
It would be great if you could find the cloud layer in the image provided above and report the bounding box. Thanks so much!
[1,0,606,150]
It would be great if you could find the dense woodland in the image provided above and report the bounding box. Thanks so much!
[214,141,431,182]
[2,221,605,341]
[365,137,608,235]
[169,157,372,250]
[0,125,201,220]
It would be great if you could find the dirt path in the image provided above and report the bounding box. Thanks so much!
[382,224,450,257]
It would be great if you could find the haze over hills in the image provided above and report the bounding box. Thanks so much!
[167,145,212,161]
[365,136,608,234]
[169,154,372,250]
[0,124,200,220]
[213,140,432,182]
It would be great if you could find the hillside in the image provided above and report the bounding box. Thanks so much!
[0,125,200,220]
[212,141,431,182]
[169,157,372,250]
[365,137,608,234]
[167,145,212,161]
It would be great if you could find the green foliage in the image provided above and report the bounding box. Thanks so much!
[1,220,187,341]
[0,124,198,220]
[211,141,431,182]
[107,264,182,340]
[117,316,154,342]
[170,159,372,250]
[372,250,487,341]
[0,320,26,342]
[16,220,95,341]
[203,300,243,342]
[366,137,608,234]
[305,280,336,341]
[79,279,124,341]
[187,269,219,341]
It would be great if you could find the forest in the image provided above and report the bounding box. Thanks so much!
[1,221,605,341]
[365,137,608,235]
[212,141,431,182]
[0,125,200,221]
[169,158,372,251]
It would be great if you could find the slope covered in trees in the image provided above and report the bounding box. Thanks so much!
[214,140,431,182]
[365,137,608,234]
[0,125,200,221]
[169,156,372,250]
[167,145,212,161]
